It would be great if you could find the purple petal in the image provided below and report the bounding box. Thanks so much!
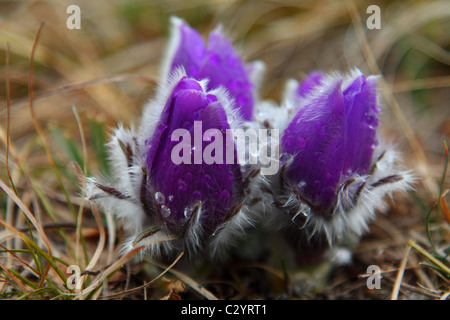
[198,28,254,120]
[146,77,241,230]
[170,19,206,78]
[342,74,380,175]
[167,18,254,121]
[281,71,381,214]
[296,71,325,98]
[282,80,346,212]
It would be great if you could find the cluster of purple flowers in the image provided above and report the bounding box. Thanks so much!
[86,17,413,261]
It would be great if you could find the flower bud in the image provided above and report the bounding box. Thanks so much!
[161,16,264,121]
[276,69,414,244]
[87,70,256,259]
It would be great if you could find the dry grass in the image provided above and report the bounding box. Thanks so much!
[0,0,449,300]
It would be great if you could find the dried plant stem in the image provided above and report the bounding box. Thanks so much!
[79,245,145,299]
[72,106,89,267]
[103,251,184,299]
[391,245,412,300]
[28,22,54,167]
[4,42,17,196]
[84,204,106,274]
[393,75,450,92]
[150,259,218,300]
[408,240,450,276]
[0,178,52,256]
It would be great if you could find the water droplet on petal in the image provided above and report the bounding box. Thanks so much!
[280,153,293,164]
[167,195,174,202]
[297,181,306,190]
[154,192,165,205]
[184,206,193,219]
[161,206,171,218]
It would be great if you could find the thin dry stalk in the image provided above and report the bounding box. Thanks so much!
[150,259,218,300]
[390,245,412,300]
[0,178,52,256]
[346,0,437,196]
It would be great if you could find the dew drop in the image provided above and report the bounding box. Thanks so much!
[161,206,171,218]
[280,153,293,163]
[154,192,165,205]
[184,206,193,219]
[297,181,306,189]
[167,195,174,202]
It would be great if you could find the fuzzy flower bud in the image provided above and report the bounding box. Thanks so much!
[276,69,414,244]
[87,70,256,259]
[161,16,263,121]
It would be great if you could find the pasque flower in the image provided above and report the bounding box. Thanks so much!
[161,17,264,121]
[86,69,257,259]
[275,69,413,244]
[85,16,415,264]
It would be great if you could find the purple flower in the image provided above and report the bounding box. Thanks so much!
[161,17,262,121]
[296,71,325,98]
[144,75,241,233]
[276,70,413,243]
[86,70,256,259]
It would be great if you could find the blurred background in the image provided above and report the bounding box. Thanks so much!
[0,0,449,300]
